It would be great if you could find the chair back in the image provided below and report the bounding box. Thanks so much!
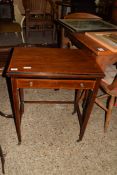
[22,0,51,14]
[22,0,55,43]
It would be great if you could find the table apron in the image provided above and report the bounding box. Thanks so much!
[15,78,96,89]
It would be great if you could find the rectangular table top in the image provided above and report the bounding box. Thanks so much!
[6,47,104,79]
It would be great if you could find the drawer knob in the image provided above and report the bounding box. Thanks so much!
[80,83,84,87]
[29,81,33,87]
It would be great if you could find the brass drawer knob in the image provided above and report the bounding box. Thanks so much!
[80,83,84,87]
[29,81,33,87]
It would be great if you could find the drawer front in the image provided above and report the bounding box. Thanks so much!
[16,79,95,89]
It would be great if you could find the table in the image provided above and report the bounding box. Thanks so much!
[67,32,117,70]
[57,18,117,47]
[58,18,117,32]
[6,47,104,144]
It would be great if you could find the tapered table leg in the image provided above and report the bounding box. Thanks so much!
[78,81,100,141]
[11,78,22,144]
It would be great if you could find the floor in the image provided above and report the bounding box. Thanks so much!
[0,31,117,175]
[0,77,117,175]
[0,30,57,47]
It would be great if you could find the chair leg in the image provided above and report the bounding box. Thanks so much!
[19,88,24,118]
[104,96,115,132]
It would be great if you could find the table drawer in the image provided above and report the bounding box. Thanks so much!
[16,79,95,89]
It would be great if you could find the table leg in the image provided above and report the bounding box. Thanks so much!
[73,89,84,114]
[19,88,24,118]
[11,78,22,144]
[78,83,100,141]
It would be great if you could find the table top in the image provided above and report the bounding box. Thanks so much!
[57,18,117,33]
[69,32,117,56]
[6,47,104,78]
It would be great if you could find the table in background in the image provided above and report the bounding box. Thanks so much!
[67,32,117,70]
[57,18,117,47]
[6,47,104,144]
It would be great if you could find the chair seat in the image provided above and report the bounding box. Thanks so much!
[101,80,117,96]
[103,64,117,84]
[0,22,21,33]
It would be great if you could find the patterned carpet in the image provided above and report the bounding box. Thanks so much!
[0,76,117,175]
[0,31,117,175]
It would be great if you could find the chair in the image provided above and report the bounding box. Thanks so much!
[80,62,117,132]
[0,4,25,45]
[61,12,101,48]
[95,65,117,132]
[22,0,56,43]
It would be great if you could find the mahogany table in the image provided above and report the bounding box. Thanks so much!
[67,32,117,70]
[6,47,104,144]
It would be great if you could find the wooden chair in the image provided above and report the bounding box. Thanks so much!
[22,0,56,43]
[0,4,25,44]
[95,64,117,132]
[79,62,117,132]
[61,12,101,48]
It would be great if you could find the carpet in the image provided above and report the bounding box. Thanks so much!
[0,77,117,175]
